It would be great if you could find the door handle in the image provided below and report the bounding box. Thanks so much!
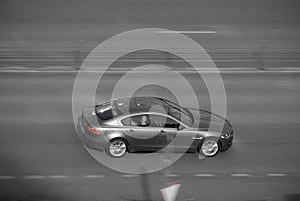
[127,129,135,132]
[160,130,166,133]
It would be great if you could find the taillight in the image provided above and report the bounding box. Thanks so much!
[86,125,101,135]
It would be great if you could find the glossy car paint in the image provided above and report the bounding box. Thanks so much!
[77,97,233,156]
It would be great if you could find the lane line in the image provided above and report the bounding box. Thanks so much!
[24,175,46,179]
[231,173,251,177]
[0,173,293,180]
[48,175,69,179]
[84,175,105,178]
[194,174,215,177]
[166,174,179,177]
[0,176,15,179]
[121,174,140,178]
[156,31,218,34]
[266,173,287,177]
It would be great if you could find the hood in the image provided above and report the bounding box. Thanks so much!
[188,108,232,134]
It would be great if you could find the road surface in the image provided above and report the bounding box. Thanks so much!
[0,72,299,201]
[1,0,300,200]
[1,0,300,69]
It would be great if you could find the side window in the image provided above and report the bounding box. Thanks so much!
[165,117,180,129]
[121,115,150,127]
[121,117,131,126]
[149,114,180,129]
[149,114,165,127]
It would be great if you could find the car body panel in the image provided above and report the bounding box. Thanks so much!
[77,97,233,155]
[122,126,160,151]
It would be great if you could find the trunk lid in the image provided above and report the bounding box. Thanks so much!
[82,107,102,129]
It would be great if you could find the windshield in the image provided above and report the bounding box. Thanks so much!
[162,99,194,127]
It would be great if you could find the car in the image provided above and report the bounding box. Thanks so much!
[77,96,233,158]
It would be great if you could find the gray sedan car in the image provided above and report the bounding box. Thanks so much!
[77,97,233,157]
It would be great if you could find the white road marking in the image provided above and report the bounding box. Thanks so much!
[48,175,69,179]
[0,176,15,179]
[194,174,215,177]
[0,173,292,180]
[266,173,287,177]
[84,175,105,178]
[24,175,46,179]
[166,174,179,177]
[156,31,218,34]
[231,173,251,177]
[121,174,140,178]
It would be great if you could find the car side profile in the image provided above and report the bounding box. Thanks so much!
[77,97,233,157]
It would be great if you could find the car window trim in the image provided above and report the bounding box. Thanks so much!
[118,112,189,129]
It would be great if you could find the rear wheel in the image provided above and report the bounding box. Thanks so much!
[106,139,128,157]
[199,138,220,157]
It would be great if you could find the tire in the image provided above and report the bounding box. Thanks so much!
[105,138,128,158]
[199,138,220,157]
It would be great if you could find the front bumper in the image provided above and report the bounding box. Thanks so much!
[219,131,233,152]
[77,116,107,151]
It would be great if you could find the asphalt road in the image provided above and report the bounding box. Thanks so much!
[1,0,300,69]
[1,0,300,200]
[0,72,299,201]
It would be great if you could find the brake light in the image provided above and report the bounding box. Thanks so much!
[86,125,101,135]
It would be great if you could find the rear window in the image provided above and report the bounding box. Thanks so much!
[95,101,113,120]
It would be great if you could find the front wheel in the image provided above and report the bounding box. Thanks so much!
[106,139,128,157]
[199,138,220,157]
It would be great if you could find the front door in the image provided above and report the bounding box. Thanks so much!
[120,114,158,151]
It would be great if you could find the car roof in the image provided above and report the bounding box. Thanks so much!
[96,96,169,119]
[96,96,194,127]
[115,96,168,113]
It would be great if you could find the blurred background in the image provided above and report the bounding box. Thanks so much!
[0,0,300,201]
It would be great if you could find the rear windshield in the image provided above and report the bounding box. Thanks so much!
[95,101,113,120]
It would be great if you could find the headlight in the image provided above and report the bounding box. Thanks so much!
[221,133,231,138]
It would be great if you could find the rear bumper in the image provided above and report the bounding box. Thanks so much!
[77,116,107,151]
